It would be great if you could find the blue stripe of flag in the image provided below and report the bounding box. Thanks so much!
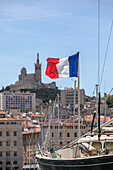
[68,53,79,77]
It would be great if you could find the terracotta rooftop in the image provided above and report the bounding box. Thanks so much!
[65,122,84,126]
[0,111,6,115]
[0,118,22,121]
[31,114,45,117]
[43,122,85,127]
[84,115,93,121]
[85,102,91,104]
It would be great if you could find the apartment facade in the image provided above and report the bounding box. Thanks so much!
[61,88,85,108]
[0,91,36,112]
[22,129,40,168]
[43,122,86,150]
[0,111,22,170]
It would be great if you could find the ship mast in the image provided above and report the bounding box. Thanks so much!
[98,0,101,141]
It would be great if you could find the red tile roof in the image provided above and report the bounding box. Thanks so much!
[0,111,6,115]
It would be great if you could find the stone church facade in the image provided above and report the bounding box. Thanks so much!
[10,53,56,91]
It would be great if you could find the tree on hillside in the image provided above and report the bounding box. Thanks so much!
[0,86,5,92]
[20,88,60,103]
[106,95,113,108]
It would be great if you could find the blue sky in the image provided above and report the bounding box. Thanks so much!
[0,0,113,96]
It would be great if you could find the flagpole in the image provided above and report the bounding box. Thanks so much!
[58,94,60,148]
[48,104,51,147]
[77,51,80,138]
[53,103,55,146]
[73,80,76,140]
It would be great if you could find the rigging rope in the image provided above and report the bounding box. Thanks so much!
[100,20,113,89]
[98,138,113,155]
[29,140,40,170]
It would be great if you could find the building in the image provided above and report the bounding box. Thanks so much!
[0,91,36,112]
[0,111,22,170]
[9,53,56,91]
[43,122,86,150]
[60,88,85,108]
[23,128,40,169]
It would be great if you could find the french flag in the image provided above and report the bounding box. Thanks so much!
[45,52,79,79]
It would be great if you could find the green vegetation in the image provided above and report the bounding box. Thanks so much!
[106,95,113,108]
[0,86,5,93]
[85,95,91,102]
[20,88,60,103]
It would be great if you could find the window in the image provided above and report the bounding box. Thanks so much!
[0,122,4,124]
[92,142,102,151]
[74,133,77,137]
[60,133,62,138]
[0,161,2,165]
[67,133,70,137]
[6,131,10,136]
[0,152,2,157]
[6,151,10,157]
[0,141,2,146]
[33,134,35,139]
[52,133,54,137]
[6,141,10,146]
[14,151,17,156]
[0,114,5,118]
[13,161,17,165]
[6,161,10,165]
[14,141,17,146]
[14,131,17,136]
[60,141,62,145]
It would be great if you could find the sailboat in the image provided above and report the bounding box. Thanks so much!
[35,118,113,170]
[35,89,113,170]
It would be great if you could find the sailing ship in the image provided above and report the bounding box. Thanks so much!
[36,118,113,170]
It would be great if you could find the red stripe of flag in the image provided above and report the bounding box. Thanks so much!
[45,58,59,79]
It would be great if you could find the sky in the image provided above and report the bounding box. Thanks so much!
[0,0,113,97]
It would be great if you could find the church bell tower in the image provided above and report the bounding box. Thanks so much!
[35,53,41,82]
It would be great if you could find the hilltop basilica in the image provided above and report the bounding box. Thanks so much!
[9,53,56,91]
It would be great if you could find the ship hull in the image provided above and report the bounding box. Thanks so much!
[36,154,113,170]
